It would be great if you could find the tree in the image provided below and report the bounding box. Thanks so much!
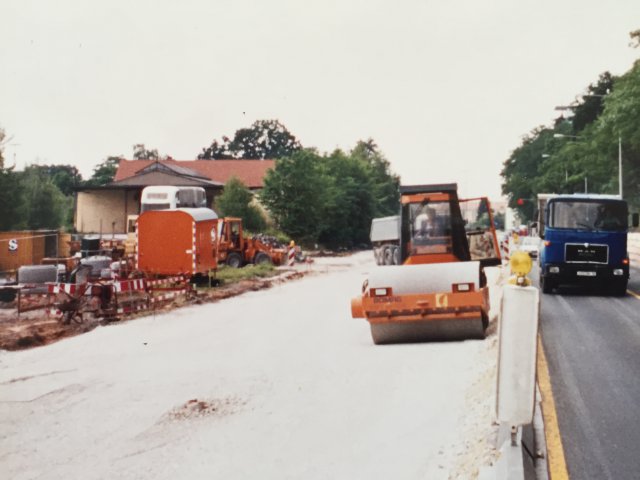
[0,126,22,231]
[87,156,120,186]
[350,139,400,217]
[38,164,82,196]
[260,149,329,243]
[133,144,160,160]
[215,177,266,232]
[18,168,68,229]
[0,126,6,168]
[199,119,302,160]
[318,150,376,248]
[571,72,615,133]
[260,141,400,248]
[501,126,551,221]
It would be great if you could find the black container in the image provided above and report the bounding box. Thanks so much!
[81,237,101,258]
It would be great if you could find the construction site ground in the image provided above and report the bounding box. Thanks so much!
[0,252,503,479]
[0,266,308,352]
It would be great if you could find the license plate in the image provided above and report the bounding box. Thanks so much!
[577,271,596,277]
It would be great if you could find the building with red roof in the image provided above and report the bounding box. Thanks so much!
[75,159,275,234]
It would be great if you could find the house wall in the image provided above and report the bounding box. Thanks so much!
[76,190,139,234]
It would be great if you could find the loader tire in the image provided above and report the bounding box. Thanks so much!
[226,253,243,268]
[254,252,272,266]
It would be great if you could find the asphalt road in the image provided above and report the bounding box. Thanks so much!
[539,264,640,479]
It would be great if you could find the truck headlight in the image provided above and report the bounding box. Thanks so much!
[613,269,624,276]
[549,266,560,274]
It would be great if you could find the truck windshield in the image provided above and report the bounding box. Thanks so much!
[548,200,627,231]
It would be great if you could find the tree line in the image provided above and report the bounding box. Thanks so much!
[0,122,400,249]
[501,30,640,222]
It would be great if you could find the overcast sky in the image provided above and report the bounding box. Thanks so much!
[1,0,639,199]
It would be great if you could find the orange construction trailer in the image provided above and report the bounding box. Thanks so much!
[136,208,219,277]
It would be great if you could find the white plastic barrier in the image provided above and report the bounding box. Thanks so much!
[496,284,539,426]
[629,232,640,266]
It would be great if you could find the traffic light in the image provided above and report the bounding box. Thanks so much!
[517,198,525,206]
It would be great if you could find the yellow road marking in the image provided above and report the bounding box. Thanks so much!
[537,336,570,479]
[627,289,640,300]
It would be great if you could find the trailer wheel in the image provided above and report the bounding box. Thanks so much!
[226,252,243,268]
[254,252,272,266]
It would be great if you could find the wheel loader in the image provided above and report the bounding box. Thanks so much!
[351,184,501,344]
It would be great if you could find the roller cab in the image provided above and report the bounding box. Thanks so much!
[352,184,501,344]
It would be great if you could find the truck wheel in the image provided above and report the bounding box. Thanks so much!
[383,246,394,266]
[540,275,554,294]
[254,252,272,266]
[374,248,383,265]
[610,279,628,297]
[392,246,400,265]
[226,252,243,268]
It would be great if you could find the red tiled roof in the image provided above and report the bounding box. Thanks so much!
[113,159,276,189]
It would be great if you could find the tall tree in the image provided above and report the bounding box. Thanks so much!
[39,164,82,196]
[0,126,21,230]
[351,139,400,217]
[199,120,302,160]
[87,156,121,186]
[19,168,67,229]
[260,149,329,243]
[215,177,266,232]
[318,150,376,248]
[571,72,615,133]
[133,144,160,160]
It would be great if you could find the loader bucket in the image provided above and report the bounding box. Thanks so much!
[353,262,488,344]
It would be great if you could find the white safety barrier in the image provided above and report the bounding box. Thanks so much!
[288,247,295,266]
[629,232,640,266]
[497,284,539,425]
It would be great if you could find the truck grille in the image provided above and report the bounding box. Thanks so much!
[565,243,608,264]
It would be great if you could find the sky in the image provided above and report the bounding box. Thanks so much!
[1,0,639,200]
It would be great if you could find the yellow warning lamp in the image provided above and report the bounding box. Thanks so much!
[508,251,532,286]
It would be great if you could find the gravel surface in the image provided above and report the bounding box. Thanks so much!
[0,252,501,479]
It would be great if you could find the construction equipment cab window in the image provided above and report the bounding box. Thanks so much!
[410,201,451,253]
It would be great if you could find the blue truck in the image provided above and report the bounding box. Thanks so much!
[538,193,639,295]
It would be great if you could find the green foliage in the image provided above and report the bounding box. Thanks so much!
[318,150,376,248]
[0,167,21,231]
[0,126,6,168]
[199,119,302,160]
[133,144,159,160]
[260,142,400,248]
[87,156,120,186]
[502,60,640,217]
[351,139,400,217]
[215,177,267,232]
[36,164,82,196]
[18,168,68,229]
[260,149,328,244]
